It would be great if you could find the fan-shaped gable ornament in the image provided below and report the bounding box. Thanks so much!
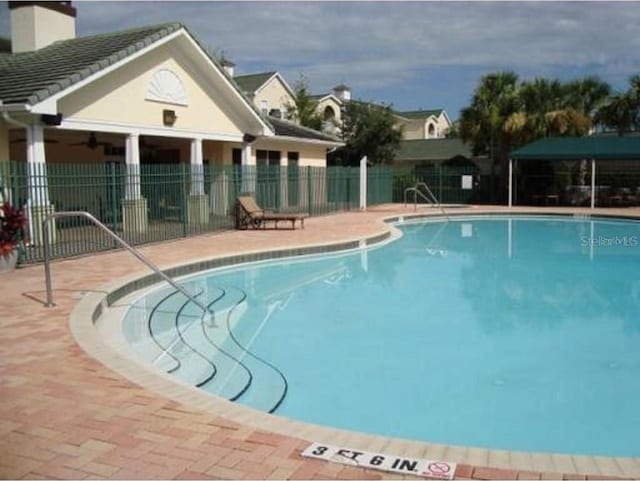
[146,69,188,106]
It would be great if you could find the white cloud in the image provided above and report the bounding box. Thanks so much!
[1,1,638,111]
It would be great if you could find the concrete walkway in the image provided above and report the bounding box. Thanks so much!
[1,204,638,480]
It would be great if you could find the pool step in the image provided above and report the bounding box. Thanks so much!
[197,287,287,412]
[148,290,216,387]
[175,291,252,400]
[129,283,287,412]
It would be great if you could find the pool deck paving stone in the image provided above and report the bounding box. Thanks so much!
[1,204,639,480]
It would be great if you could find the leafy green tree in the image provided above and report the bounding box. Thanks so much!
[445,121,460,138]
[331,101,403,166]
[286,75,323,130]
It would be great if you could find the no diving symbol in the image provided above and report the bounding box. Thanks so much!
[424,461,452,479]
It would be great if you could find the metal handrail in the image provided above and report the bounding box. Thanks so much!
[42,211,215,326]
[404,182,450,220]
[404,187,431,207]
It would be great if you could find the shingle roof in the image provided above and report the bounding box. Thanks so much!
[233,72,276,95]
[509,136,640,161]
[0,22,183,105]
[395,109,444,120]
[269,117,341,143]
[0,23,336,145]
[395,138,473,162]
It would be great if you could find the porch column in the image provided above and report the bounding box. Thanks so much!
[590,158,596,209]
[241,140,255,194]
[279,151,288,209]
[26,124,56,246]
[125,133,141,200]
[190,138,204,195]
[188,137,209,225]
[122,133,147,234]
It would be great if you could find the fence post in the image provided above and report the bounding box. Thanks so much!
[307,166,312,215]
[360,156,367,211]
[109,162,118,247]
[182,163,188,237]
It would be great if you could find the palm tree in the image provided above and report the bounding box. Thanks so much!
[503,77,593,141]
[595,75,640,135]
[564,76,611,121]
[459,72,521,200]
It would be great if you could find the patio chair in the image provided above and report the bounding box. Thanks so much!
[236,195,308,230]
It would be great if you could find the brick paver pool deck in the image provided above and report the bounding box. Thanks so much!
[1,204,639,480]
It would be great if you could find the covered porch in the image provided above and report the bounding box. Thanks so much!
[2,123,257,245]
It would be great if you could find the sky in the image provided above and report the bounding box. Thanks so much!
[2,1,639,121]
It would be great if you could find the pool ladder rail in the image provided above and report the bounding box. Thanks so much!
[42,211,288,413]
[404,182,450,220]
[42,211,215,326]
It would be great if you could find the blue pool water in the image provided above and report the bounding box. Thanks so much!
[123,215,640,457]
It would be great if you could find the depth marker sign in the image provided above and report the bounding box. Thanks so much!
[301,442,456,480]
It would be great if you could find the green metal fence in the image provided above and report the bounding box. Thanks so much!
[1,161,403,264]
[0,160,488,264]
[411,165,480,204]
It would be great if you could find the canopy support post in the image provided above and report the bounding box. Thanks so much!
[508,158,513,208]
[590,158,596,209]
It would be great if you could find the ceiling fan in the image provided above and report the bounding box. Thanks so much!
[70,132,112,150]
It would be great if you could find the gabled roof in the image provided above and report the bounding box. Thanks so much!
[0,21,342,145]
[269,117,341,144]
[395,138,473,162]
[395,109,444,120]
[310,93,342,104]
[234,71,277,95]
[0,22,184,106]
[510,136,640,161]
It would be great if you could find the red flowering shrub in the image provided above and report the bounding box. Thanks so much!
[0,202,26,257]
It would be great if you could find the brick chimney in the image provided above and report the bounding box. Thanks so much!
[9,1,77,53]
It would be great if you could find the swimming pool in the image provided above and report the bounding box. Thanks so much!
[122,214,640,457]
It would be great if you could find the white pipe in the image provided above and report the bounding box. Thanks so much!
[508,158,513,208]
[2,111,30,131]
